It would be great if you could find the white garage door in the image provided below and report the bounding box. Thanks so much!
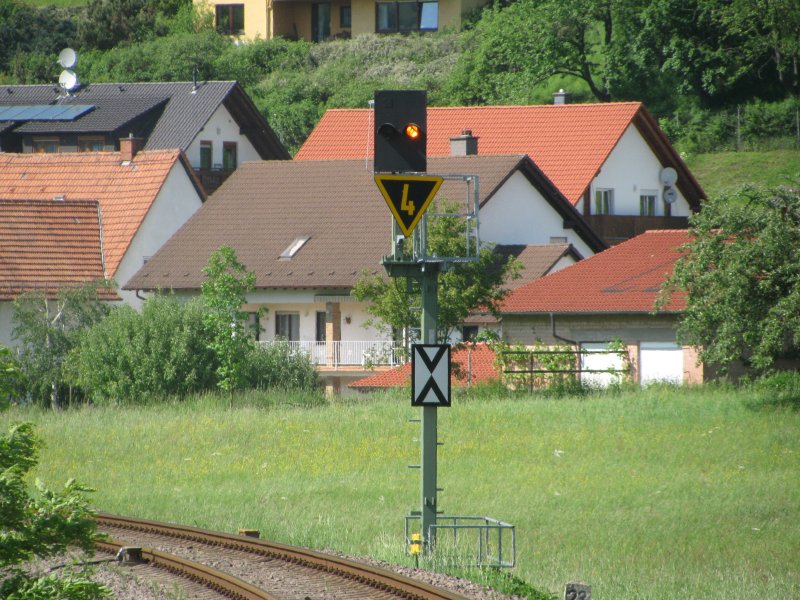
[640,342,684,385]
[581,342,625,387]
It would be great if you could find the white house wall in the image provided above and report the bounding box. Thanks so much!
[479,171,596,258]
[0,302,14,348]
[116,164,204,308]
[256,301,382,342]
[185,104,261,168]
[590,124,691,217]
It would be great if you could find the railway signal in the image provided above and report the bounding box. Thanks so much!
[374,90,427,173]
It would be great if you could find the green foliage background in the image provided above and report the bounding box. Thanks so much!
[1,0,798,154]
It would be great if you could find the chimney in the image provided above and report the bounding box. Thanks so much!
[120,134,143,162]
[450,129,478,156]
[553,89,570,105]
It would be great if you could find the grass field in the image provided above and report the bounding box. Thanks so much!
[2,384,799,599]
[687,148,800,199]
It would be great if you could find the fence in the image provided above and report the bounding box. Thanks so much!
[258,340,404,368]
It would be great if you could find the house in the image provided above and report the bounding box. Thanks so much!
[296,101,706,244]
[497,229,702,385]
[202,0,485,42]
[349,342,500,391]
[124,155,605,391]
[0,142,206,318]
[0,199,120,347]
[0,81,289,193]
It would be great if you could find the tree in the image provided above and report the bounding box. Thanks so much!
[0,423,109,599]
[0,346,22,410]
[660,185,800,373]
[201,246,257,393]
[353,201,520,344]
[12,283,113,409]
[447,0,655,105]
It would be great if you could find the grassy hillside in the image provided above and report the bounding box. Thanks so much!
[3,384,799,599]
[687,149,800,199]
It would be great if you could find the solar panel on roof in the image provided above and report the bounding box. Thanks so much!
[0,104,95,121]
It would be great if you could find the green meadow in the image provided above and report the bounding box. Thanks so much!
[3,384,799,599]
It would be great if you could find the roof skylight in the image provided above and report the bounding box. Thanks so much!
[280,236,310,260]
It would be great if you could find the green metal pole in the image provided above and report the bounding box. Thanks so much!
[420,263,439,551]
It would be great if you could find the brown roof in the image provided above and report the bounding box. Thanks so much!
[0,199,118,300]
[500,230,690,315]
[494,244,583,290]
[125,156,603,291]
[296,103,705,208]
[0,151,204,278]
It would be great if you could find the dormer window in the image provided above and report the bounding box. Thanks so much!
[280,236,310,260]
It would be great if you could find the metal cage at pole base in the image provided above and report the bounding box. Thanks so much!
[404,514,516,568]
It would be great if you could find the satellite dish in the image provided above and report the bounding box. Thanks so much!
[660,167,678,187]
[663,188,678,204]
[58,48,78,69]
[59,69,78,91]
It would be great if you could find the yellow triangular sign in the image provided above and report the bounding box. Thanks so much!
[374,174,444,237]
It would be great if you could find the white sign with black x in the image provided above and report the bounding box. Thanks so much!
[411,344,451,407]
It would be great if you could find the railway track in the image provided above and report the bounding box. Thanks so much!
[95,512,468,599]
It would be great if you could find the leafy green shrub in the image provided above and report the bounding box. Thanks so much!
[748,370,800,410]
[0,423,109,599]
[75,295,217,404]
[242,342,320,391]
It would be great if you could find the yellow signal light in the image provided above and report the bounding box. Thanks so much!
[404,123,421,140]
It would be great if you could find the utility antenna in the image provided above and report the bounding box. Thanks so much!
[57,48,79,96]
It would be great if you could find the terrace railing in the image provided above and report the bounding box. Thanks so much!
[258,340,405,368]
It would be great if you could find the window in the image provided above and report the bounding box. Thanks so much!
[316,311,327,342]
[222,142,237,170]
[276,312,300,341]
[32,139,58,153]
[78,137,105,152]
[340,5,351,28]
[200,141,212,170]
[376,1,438,33]
[594,188,614,215]
[312,3,331,41]
[216,4,244,34]
[279,236,310,260]
[640,191,658,216]
[461,325,478,342]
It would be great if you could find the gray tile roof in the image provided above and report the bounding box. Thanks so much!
[14,97,168,134]
[124,155,601,293]
[0,81,288,158]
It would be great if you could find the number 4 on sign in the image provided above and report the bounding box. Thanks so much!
[374,175,443,237]
[401,184,415,216]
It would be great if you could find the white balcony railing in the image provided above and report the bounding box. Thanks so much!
[258,340,405,368]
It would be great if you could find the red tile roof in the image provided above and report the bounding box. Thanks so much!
[0,151,200,278]
[500,230,691,314]
[349,343,500,390]
[0,199,118,300]
[296,103,649,205]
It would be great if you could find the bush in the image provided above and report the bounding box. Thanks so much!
[75,295,217,404]
[0,423,109,599]
[242,341,320,391]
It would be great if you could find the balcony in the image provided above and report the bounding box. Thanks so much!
[193,168,235,195]
[583,214,689,245]
[258,340,406,369]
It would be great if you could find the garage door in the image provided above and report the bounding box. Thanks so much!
[580,342,625,387]
[640,342,684,385]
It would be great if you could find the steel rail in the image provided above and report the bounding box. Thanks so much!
[96,512,467,600]
[95,538,276,600]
